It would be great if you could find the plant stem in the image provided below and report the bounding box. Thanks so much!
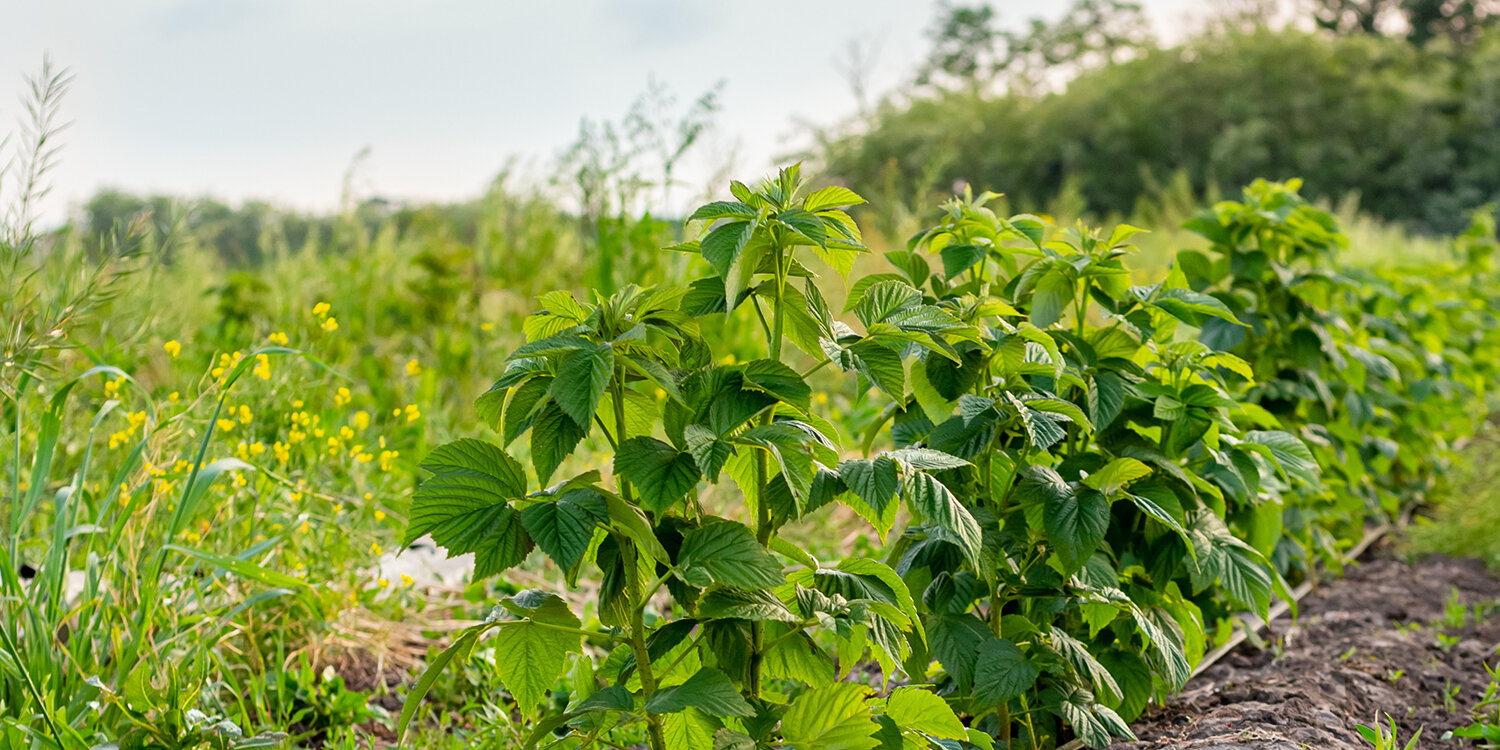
[628,590,668,750]
[749,241,791,699]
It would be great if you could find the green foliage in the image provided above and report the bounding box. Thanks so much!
[402,167,1500,750]
[824,25,1500,234]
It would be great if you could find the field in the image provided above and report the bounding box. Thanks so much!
[7,4,1500,750]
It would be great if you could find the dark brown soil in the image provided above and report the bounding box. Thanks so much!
[1112,547,1500,749]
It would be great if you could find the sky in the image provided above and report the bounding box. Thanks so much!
[1,0,1203,225]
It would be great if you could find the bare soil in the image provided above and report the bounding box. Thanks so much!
[1112,546,1500,749]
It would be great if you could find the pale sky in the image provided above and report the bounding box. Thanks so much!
[1,1,1202,224]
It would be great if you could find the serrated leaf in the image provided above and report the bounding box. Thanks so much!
[803,185,865,212]
[551,343,614,429]
[519,488,607,570]
[885,687,965,740]
[678,520,785,590]
[1044,487,1110,575]
[837,457,899,523]
[972,638,1040,704]
[494,617,580,715]
[701,220,755,277]
[904,472,982,566]
[780,682,879,750]
[645,667,755,717]
[614,437,701,514]
[696,587,801,622]
[741,359,812,411]
[1244,430,1320,486]
[531,401,587,484]
[1082,458,1151,497]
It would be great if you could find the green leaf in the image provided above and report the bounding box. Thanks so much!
[1031,271,1073,328]
[701,220,755,277]
[1049,630,1122,704]
[837,457,899,523]
[162,544,312,592]
[972,638,1040,704]
[741,359,812,411]
[409,440,534,578]
[678,520,785,590]
[940,243,988,280]
[645,668,755,717]
[1082,458,1151,497]
[398,625,485,742]
[551,343,614,429]
[854,280,922,327]
[803,185,866,212]
[1152,288,1241,327]
[1244,430,1320,486]
[531,401,587,484]
[1044,487,1110,575]
[884,687,965,740]
[696,587,801,622]
[494,616,581,714]
[849,340,905,399]
[689,201,758,222]
[614,437,701,514]
[780,682,880,750]
[905,472,982,566]
[502,376,552,444]
[684,425,734,482]
[519,488,607,570]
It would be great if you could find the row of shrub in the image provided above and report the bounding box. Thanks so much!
[405,169,1499,749]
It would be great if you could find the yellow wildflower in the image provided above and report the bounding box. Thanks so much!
[352,410,370,430]
[253,354,271,380]
[268,331,290,346]
[321,317,339,333]
[370,541,383,556]
[404,404,420,423]
[216,418,236,433]
[238,405,253,424]
[312,301,330,317]
[164,340,181,357]
[400,573,414,587]
[168,391,180,402]
[405,359,421,376]
[374,509,386,522]
[334,387,351,406]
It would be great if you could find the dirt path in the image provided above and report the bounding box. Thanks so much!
[1112,548,1500,749]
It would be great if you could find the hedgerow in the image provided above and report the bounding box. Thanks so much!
[402,168,1499,749]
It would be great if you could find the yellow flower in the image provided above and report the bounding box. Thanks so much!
[238,405,253,424]
[232,472,248,488]
[352,410,370,430]
[332,503,343,513]
[292,399,304,408]
[321,317,339,332]
[404,404,421,423]
[104,376,124,399]
[363,492,373,501]
[814,392,829,405]
[249,441,266,457]
[378,450,400,472]
[273,441,290,463]
[298,520,310,534]
[400,573,414,587]
[268,331,290,346]
[312,302,330,318]
[253,354,271,380]
[216,418,236,432]
[405,359,421,376]
[374,509,386,522]
[370,541,383,556]
[377,578,389,588]
[173,459,192,473]
[339,426,355,441]
[289,490,304,502]
[168,391,180,402]
[480,322,494,331]
[164,340,181,357]
[334,387,351,406]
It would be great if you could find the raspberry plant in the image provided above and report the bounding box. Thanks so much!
[399,172,1500,749]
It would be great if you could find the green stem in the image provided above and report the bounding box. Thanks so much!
[628,598,668,750]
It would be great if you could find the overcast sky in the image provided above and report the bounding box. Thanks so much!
[2,1,1203,224]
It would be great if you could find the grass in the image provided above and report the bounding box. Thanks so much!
[1406,421,1500,572]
